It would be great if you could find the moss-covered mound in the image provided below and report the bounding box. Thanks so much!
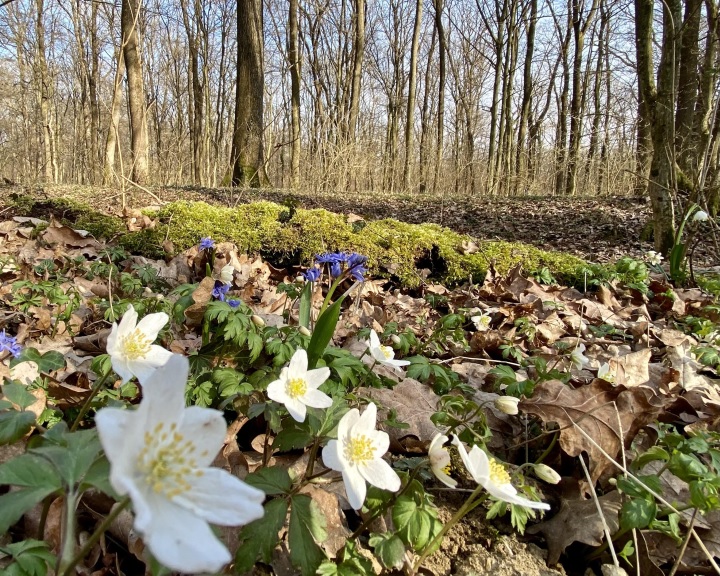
[12,194,588,288]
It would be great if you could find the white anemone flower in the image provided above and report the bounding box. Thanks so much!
[533,463,561,484]
[597,362,615,383]
[106,304,173,383]
[365,329,410,371]
[95,355,266,574]
[645,251,663,266]
[693,209,709,222]
[494,396,520,415]
[219,263,235,284]
[266,349,332,422]
[570,343,589,371]
[451,436,549,510]
[322,402,401,509]
[428,434,457,488]
[470,312,492,332]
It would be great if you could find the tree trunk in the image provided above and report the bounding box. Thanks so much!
[103,48,125,185]
[432,0,446,194]
[231,0,268,187]
[403,0,422,192]
[35,0,57,183]
[121,0,149,185]
[289,0,301,189]
[516,0,537,192]
[346,0,365,142]
[675,0,702,174]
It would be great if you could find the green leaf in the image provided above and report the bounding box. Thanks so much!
[307,298,343,369]
[30,425,103,489]
[620,498,657,531]
[0,453,62,490]
[392,480,441,552]
[289,494,327,576]
[668,452,707,482]
[0,539,55,576]
[368,532,406,569]
[0,411,36,445]
[299,281,312,329]
[9,348,65,373]
[0,487,58,535]
[235,498,289,572]
[616,475,662,499]
[632,446,669,470]
[273,426,313,452]
[1,383,37,410]
[81,457,116,497]
[244,467,293,495]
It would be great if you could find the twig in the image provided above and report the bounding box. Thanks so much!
[119,174,166,205]
[578,455,619,567]
[668,509,696,576]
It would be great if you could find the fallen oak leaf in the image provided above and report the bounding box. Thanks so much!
[519,379,667,482]
[527,491,621,565]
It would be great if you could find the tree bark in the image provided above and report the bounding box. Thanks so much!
[121,0,150,185]
[231,0,268,187]
[403,0,422,192]
[35,0,57,183]
[346,0,365,142]
[288,0,301,189]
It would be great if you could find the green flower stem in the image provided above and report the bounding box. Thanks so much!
[302,436,322,481]
[411,485,488,574]
[60,496,131,576]
[318,277,343,318]
[533,431,558,465]
[57,490,79,575]
[70,370,113,431]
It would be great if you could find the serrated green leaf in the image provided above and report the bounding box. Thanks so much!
[31,425,103,488]
[668,452,707,482]
[620,498,657,531]
[0,487,58,535]
[235,498,289,572]
[0,411,36,445]
[10,348,65,373]
[273,427,313,452]
[632,446,669,470]
[244,467,293,495]
[616,474,662,499]
[0,539,55,576]
[369,532,405,569]
[289,494,327,576]
[0,453,62,490]
[1,383,37,410]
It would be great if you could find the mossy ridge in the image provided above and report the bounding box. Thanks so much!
[145,200,588,287]
[9,194,589,288]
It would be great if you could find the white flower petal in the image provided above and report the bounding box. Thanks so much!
[177,406,228,467]
[135,355,188,431]
[366,429,390,457]
[175,467,265,526]
[304,366,330,388]
[288,348,309,375]
[134,312,170,341]
[343,468,367,510]
[116,305,138,339]
[337,408,359,442]
[387,358,410,367]
[359,457,401,492]
[369,330,381,350]
[111,356,134,384]
[142,494,232,573]
[322,439,346,471]
[266,379,289,404]
[302,388,333,409]
[356,402,378,433]
[285,397,308,422]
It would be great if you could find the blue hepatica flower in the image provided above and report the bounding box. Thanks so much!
[302,267,322,282]
[212,281,231,302]
[0,330,22,358]
[199,237,215,251]
[315,252,347,264]
[227,299,241,309]
[346,253,368,282]
[330,261,343,278]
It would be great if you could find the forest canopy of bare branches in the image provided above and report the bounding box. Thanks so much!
[0,0,717,214]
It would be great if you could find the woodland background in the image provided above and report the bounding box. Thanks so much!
[0,0,718,251]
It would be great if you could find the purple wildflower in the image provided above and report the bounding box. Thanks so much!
[212,281,231,302]
[302,267,322,282]
[227,299,241,309]
[315,252,346,264]
[346,253,368,282]
[330,261,343,278]
[0,330,22,358]
[199,237,215,251]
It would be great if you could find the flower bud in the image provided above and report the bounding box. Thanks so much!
[143,287,154,296]
[533,463,561,484]
[390,334,402,345]
[251,315,265,328]
[693,209,709,222]
[299,326,312,337]
[220,264,234,284]
[494,396,520,415]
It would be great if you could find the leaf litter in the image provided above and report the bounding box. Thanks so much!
[0,206,719,575]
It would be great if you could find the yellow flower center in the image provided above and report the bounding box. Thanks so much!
[488,459,511,485]
[121,329,152,360]
[344,434,375,465]
[379,345,393,360]
[286,377,307,399]
[137,422,204,498]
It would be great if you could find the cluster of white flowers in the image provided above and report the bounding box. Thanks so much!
[100,309,414,571]
[428,434,550,510]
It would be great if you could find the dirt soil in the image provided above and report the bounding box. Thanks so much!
[4,183,717,267]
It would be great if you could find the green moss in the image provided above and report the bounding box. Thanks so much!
[8,194,590,288]
[142,200,588,288]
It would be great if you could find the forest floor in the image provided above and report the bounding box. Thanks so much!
[6,182,718,268]
[1,183,719,576]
